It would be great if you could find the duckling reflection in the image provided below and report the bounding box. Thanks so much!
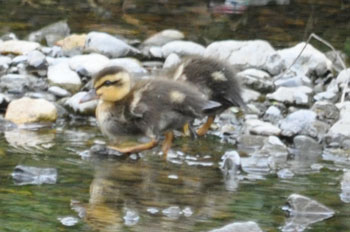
[80,156,239,231]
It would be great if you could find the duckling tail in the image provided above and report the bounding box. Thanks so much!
[202,100,222,114]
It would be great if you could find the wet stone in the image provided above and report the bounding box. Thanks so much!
[123,209,139,226]
[65,92,97,115]
[279,110,316,138]
[340,171,350,203]
[209,221,263,232]
[147,207,159,215]
[282,194,335,232]
[326,102,350,147]
[11,165,58,185]
[27,50,46,68]
[182,207,193,217]
[245,119,281,136]
[162,206,182,219]
[311,101,339,124]
[277,168,294,179]
[220,150,241,174]
[293,135,322,159]
[263,105,283,124]
[237,68,274,92]
[257,136,288,169]
[161,40,205,58]
[58,216,79,227]
[89,144,124,157]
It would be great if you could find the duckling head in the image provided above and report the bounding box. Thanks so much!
[93,66,131,102]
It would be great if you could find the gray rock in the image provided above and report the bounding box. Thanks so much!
[241,155,271,175]
[237,68,274,92]
[277,168,294,179]
[161,40,205,58]
[148,46,163,58]
[0,56,11,74]
[282,194,334,232]
[209,221,263,232]
[48,86,71,98]
[48,61,82,93]
[84,31,139,58]
[0,40,41,55]
[336,68,350,92]
[69,53,110,77]
[245,119,281,136]
[293,135,322,162]
[313,90,339,102]
[58,216,79,227]
[311,101,339,124]
[241,88,261,103]
[238,134,267,154]
[27,50,46,68]
[274,70,311,88]
[25,92,56,102]
[264,52,286,75]
[278,42,332,78]
[0,74,47,94]
[162,206,182,219]
[65,92,97,115]
[163,53,181,69]
[109,58,147,74]
[267,86,313,106]
[263,106,283,124]
[340,171,350,203]
[326,102,350,147]
[123,209,139,226]
[257,136,288,169]
[182,207,193,217]
[28,20,70,46]
[12,165,58,185]
[142,29,184,47]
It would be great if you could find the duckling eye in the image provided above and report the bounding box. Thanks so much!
[104,80,113,86]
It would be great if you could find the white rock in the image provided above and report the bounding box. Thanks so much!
[263,106,283,124]
[84,31,139,58]
[0,40,40,55]
[65,92,97,115]
[48,61,82,93]
[237,68,273,92]
[267,86,313,105]
[327,102,350,146]
[161,40,205,58]
[163,53,181,68]
[246,119,281,136]
[143,29,184,47]
[48,86,71,97]
[336,68,350,89]
[279,110,318,138]
[27,50,46,67]
[108,57,147,74]
[209,221,263,232]
[149,46,163,58]
[69,53,110,76]
[241,88,260,103]
[340,171,350,203]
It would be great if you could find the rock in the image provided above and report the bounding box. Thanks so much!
[65,92,97,115]
[292,135,322,163]
[69,53,110,77]
[163,53,181,69]
[220,150,241,191]
[5,97,57,124]
[56,33,86,52]
[161,40,205,58]
[237,68,274,92]
[336,68,350,90]
[311,101,339,124]
[109,58,147,74]
[263,106,283,124]
[58,216,79,227]
[0,55,11,74]
[245,119,281,136]
[123,209,139,226]
[238,134,267,154]
[209,221,263,232]
[142,29,185,47]
[148,46,163,58]
[84,31,140,58]
[27,50,46,68]
[277,168,294,179]
[28,20,70,46]
[279,110,329,140]
[282,194,334,232]
[274,70,311,88]
[25,91,56,102]
[162,206,182,219]
[0,73,47,94]
[241,88,261,103]
[48,86,71,98]
[0,93,10,111]
[313,90,339,103]
[0,40,40,55]
[277,42,332,77]
[205,40,285,74]
[11,165,58,185]
[48,61,82,92]
[147,207,159,215]
[257,136,288,169]
[340,171,350,203]
[326,102,350,147]
[267,86,313,106]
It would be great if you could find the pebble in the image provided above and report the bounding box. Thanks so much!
[48,61,82,93]
[11,165,58,185]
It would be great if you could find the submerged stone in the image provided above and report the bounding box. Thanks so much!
[58,216,79,227]
[123,209,139,226]
[12,165,58,185]
[340,171,350,203]
[209,221,263,232]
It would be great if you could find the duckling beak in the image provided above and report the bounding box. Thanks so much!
[79,89,98,104]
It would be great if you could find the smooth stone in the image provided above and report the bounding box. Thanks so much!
[42,45,64,57]
[277,42,332,77]
[56,33,86,52]
[69,53,110,77]
[311,101,339,124]
[84,31,139,58]
[245,119,281,136]
[65,92,97,115]
[282,194,334,232]
[148,46,163,58]
[182,207,193,217]
[274,71,311,88]
[27,50,46,68]
[220,150,241,191]
[237,68,274,92]
[340,171,350,203]
[0,56,11,73]
[123,209,139,226]
[147,207,159,215]
[109,58,147,74]
[0,93,10,109]
[336,68,350,88]
[0,74,47,94]
[12,55,27,65]
[25,92,56,102]
[241,88,261,103]
[5,97,57,124]
[209,221,263,232]
[48,61,82,92]
[28,20,70,46]
[142,29,184,47]
[277,168,294,179]
[313,90,339,102]
[205,40,285,74]
[48,86,71,98]
[326,102,350,147]
[163,53,181,69]
[293,135,322,161]
[161,40,205,58]
[11,165,58,185]
[162,206,182,219]
[0,40,40,55]
[241,155,271,175]
[263,106,283,124]
[257,136,288,169]
[267,86,313,105]
[58,216,79,227]
[238,134,267,154]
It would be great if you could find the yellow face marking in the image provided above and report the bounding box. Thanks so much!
[94,72,131,102]
[169,90,185,103]
[211,71,227,82]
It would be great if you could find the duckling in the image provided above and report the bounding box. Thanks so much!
[80,66,221,155]
[166,56,245,136]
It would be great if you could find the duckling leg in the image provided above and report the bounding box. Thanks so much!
[183,123,190,136]
[196,116,215,136]
[161,131,174,157]
[108,139,158,154]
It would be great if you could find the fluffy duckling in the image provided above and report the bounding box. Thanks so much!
[81,66,221,155]
[166,56,245,136]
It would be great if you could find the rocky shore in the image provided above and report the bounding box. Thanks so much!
[1,20,350,231]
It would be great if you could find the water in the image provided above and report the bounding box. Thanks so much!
[1,0,350,231]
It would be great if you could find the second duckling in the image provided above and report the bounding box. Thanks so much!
[81,66,221,155]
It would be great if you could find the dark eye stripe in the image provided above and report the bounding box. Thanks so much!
[95,80,120,90]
